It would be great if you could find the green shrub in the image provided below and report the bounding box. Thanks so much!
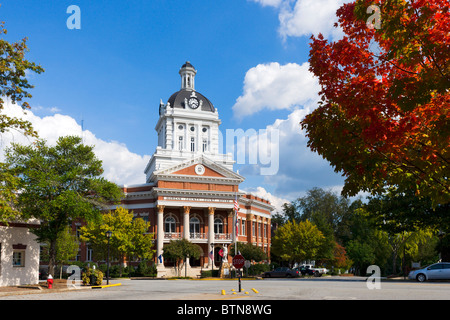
[81,267,104,286]
[247,264,270,276]
[135,260,157,276]
[200,270,219,278]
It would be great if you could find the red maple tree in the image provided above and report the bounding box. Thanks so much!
[301,0,449,205]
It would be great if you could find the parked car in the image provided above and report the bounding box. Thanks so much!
[296,264,328,277]
[294,266,314,276]
[263,267,299,278]
[408,262,450,282]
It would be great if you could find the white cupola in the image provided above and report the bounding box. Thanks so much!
[179,61,197,91]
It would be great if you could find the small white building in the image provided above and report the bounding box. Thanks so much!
[0,220,40,286]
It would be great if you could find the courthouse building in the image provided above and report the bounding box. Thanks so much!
[114,62,274,277]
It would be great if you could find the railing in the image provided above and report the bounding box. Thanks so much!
[214,233,232,240]
[163,232,232,241]
[190,233,207,240]
[164,232,182,240]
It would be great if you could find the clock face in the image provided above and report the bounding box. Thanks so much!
[195,164,205,175]
[188,97,199,109]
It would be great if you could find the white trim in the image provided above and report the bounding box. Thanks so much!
[156,201,234,209]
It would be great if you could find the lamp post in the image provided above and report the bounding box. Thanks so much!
[106,230,112,285]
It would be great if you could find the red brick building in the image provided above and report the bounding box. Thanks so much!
[78,62,274,277]
[116,62,273,277]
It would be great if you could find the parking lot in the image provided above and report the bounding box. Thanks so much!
[2,276,450,300]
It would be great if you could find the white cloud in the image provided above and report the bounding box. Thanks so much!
[250,0,283,7]
[263,107,345,198]
[32,105,62,114]
[1,100,150,186]
[232,62,320,118]
[278,0,349,40]
[250,0,352,41]
[243,186,291,213]
[231,59,345,201]
[238,105,345,200]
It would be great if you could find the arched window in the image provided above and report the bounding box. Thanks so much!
[190,217,200,234]
[214,218,223,234]
[165,216,176,233]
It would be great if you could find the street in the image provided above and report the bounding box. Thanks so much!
[2,276,450,300]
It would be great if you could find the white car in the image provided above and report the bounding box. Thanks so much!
[408,262,450,282]
[300,264,328,277]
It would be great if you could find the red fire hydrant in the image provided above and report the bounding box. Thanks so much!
[47,275,53,289]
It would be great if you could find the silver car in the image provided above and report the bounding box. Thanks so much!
[408,262,450,282]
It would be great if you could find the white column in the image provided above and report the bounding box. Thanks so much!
[208,207,215,268]
[183,206,191,271]
[156,205,165,268]
[183,206,191,239]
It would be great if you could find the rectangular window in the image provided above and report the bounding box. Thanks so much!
[242,220,246,236]
[190,137,195,152]
[178,136,183,150]
[202,138,208,152]
[252,222,256,237]
[264,224,267,238]
[86,246,93,261]
[13,251,25,267]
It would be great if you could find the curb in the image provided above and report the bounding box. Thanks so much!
[91,283,122,289]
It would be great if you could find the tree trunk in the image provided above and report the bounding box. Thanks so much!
[48,240,57,277]
[392,251,398,275]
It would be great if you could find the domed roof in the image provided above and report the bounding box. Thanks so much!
[181,61,195,69]
[167,89,215,113]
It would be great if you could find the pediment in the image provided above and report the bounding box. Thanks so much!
[153,155,244,181]
[172,164,225,177]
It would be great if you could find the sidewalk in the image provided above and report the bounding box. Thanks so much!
[0,279,91,297]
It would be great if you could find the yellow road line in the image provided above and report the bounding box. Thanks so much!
[92,283,122,289]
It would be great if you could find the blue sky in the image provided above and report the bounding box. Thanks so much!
[1,0,352,212]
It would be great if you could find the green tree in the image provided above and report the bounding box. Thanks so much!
[343,208,390,275]
[297,188,351,230]
[278,188,356,264]
[5,135,123,276]
[230,242,267,262]
[272,220,325,265]
[80,206,155,276]
[54,225,79,279]
[385,229,436,275]
[367,189,450,233]
[0,21,44,223]
[346,240,376,273]
[163,239,202,277]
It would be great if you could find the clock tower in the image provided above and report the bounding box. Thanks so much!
[110,62,274,278]
[145,62,235,183]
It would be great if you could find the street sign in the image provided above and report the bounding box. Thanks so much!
[232,254,245,269]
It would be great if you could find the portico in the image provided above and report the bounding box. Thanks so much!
[155,203,236,271]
